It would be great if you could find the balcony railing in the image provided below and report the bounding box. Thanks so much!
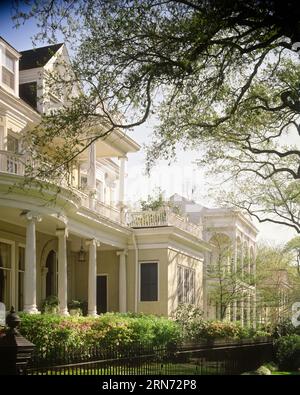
[0,151,202,235]
[0,150,25,175]
[128,208,202,238]
[0,149,122,223]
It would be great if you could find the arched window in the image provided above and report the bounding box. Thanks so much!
[46,250,58,297]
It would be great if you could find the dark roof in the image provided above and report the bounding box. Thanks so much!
[19,43,64,70]
[19,82,38,111]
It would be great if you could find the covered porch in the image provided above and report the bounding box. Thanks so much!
[0,204,130,315]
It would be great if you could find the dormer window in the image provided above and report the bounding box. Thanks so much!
[2,50,16,90]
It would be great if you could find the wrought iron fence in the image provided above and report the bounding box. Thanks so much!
[26,338,274,375]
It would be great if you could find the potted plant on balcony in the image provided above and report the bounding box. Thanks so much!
[68,300,82,316]
[41,295,59,314]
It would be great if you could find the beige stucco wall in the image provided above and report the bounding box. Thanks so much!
[73,249,119,312]
[127,248,169,316]
[167,249,204,316]
[97,250,119,312]
[126,247,204,317]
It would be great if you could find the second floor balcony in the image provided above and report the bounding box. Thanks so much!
[0,149,203,239]
[0,148,122,223]
[128,208,203,239]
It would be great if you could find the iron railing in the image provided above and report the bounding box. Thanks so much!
[27,338,273,375]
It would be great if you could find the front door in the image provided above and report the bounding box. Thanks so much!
[97,275,107,314]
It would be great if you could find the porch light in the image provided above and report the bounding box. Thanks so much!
[78,240,86,263]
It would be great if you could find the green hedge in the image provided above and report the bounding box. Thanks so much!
[275,335,300,370]
[19,312,181,359]
[18,310,271,363]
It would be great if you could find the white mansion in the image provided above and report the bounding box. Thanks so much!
[0,37,257,325]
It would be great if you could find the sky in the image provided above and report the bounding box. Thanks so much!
[0,1,297,246]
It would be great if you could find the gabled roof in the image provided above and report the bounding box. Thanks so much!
[19,43,64,70]
[0,36,21,57]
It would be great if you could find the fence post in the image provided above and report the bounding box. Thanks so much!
[0,307,35,375]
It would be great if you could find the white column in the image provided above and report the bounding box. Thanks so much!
[240,296,244,326]
[23,212,41,313]
[87,239,98,316]
[117,250,127,313]
[252,294,257,328]
[118,155,127,223]
[232,236,237,321]
[246,293,251,326]
[56,228,69,316]
[88,141,97,210]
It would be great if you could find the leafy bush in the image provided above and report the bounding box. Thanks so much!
[263,362,278,372]
[41,295,59,313]
[194,320,243,340]
[68,300,81,309]
[272,319,299,338]
[19,312,181,362]
[255,365,272,375]
[275,334,300,370]
[172,305,271,341]
[172,304,204,340]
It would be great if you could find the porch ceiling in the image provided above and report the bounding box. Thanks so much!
[0,207,123,250]
[68,233,119,251]
[0,206,65,236]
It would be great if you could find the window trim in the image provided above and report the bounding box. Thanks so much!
[0,238,15,308]
[4,50,15,72]
[2,49,16,90]
[139,261,159,303]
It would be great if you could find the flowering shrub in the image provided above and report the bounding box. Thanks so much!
[19,313,181,361]
[18,310,272,364]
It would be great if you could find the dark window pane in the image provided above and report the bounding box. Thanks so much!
[140,262,158,301]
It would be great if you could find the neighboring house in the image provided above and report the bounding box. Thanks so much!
[0,37,212,318]
[170,194,258,326]
[257,269,292,325]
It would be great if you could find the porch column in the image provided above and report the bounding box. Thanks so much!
[246,293,251,326]
[23,212,41,313]
[240,297,244,326]
[118,155,127,223]
[252,293,257,328]
[232,236,238,321]
[88,141,97,210]
[87,239,98,316]
[117,250,127,313]
[56,228,69,316]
